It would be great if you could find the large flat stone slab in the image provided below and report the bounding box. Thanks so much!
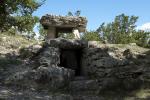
[40,14,87,32]
[46,38,88,49]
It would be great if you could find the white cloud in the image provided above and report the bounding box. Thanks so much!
[137,23,150,31]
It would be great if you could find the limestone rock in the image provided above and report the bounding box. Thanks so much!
[19,44,42,59]
[46,38,88,49]
[81,48,129,78]
[38,47,60,66]
[40,14,87,32]
[1,38,150,99]
[123,49,133,59]
[69,79,100,95]
[6,66,75,90]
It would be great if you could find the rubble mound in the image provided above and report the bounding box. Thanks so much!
[0,38,150,100]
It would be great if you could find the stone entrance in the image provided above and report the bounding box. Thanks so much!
[40,14,88,76]
[40,14,88,75]
[37,14,88,88]
[43,38,88,77]
[59,49,82,76]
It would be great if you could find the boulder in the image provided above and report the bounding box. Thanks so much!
[38,47,60,66]
[5,66,75,91]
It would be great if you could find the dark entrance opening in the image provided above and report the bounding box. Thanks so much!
[59,49,82,76]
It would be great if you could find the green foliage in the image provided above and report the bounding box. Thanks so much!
[65,33,75,39]
[132,31,150,48]
[0,0,45,34]
[97,13,139,44]
[38,24,47,39]
[14,15,39,34]
[6,15,39,38]
[97,14,150,48]
[67,10,81,16]
[75,10,81,16]
[82,31,101,41]
[58,33,75,39]
[67,12,73,16]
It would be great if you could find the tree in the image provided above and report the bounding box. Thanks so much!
[14,15,39,34]
[67,10,81,16]
[75,10,81,16]
[97,22,112,42]
[132,31,150,47]
[97,14,138,44]
[38,24,47,39]
[82,31,101,41]
[0,0,45,33]
[67,12,73,16]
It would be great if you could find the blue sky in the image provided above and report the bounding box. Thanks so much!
[33,0,150,31]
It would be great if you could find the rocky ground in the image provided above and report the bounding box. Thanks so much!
[0,35,150,100]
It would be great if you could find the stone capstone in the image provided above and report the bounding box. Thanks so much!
[40,14,87,32]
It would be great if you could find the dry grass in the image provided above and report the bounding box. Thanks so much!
[0,32,39,54]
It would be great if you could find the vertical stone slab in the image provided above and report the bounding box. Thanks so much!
[47,27,56,39]
[73,29,80,39]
